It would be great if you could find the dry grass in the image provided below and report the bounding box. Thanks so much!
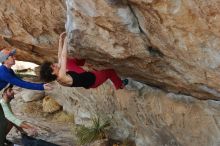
[22,101,43,117]
[22,99,74,123]
[52,111,74,123]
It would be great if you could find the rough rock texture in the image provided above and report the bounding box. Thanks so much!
[9,95,75,146]
[15,89,45,102]
[48,81,220,146]
[1,0,220,99]
[66,0,220,100]
[1,0,220,146]
[0,0,66,63]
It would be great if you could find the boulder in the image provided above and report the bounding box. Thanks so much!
[42,96,61,113]
[16,89,45,102]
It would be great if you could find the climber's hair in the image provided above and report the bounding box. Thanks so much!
[40,61,57,82]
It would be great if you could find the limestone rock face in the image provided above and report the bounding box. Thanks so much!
[48,82,220,146]
[66,0,220,100]
[1,0,220,99]
[17,89,45,102]
[0,0,66,64]
[1,1,220,145]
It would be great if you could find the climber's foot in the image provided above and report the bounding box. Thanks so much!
[120,79,129,89]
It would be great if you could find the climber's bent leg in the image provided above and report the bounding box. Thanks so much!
[91,69,123,89]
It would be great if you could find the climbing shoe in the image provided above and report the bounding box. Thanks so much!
[122,79,129,86]
[119,79,129,89]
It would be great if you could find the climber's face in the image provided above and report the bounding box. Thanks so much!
[51,63,59,75]
[4,55,16,66]
[0,48,16,66]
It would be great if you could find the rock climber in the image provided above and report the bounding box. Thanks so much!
[40,32,128,90]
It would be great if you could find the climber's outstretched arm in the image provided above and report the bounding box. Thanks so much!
[58,32,66,67]
[59,36,68,78]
